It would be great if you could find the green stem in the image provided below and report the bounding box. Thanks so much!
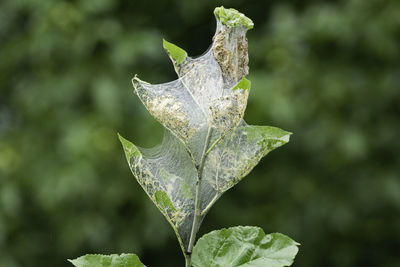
[185,127,213,267]
[185,256,191,267]
[201,193,220,216]
[205,119,242,157]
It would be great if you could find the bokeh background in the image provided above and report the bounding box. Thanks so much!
[1,0,400,266]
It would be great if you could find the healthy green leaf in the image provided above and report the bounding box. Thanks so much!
[232,77,251,91]
[163,39,187,65]
[192,226,299,267]
[68,254,145,267]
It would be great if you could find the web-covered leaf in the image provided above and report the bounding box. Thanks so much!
[119,6,292,254]
[132,10,251,155]
[201,124,291,201]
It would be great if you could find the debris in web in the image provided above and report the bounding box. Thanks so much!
[119,6,291,252]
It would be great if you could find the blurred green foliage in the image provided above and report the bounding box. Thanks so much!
[1,0,399,266]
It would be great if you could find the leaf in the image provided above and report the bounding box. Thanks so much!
[118,131,197,252]
[192,226,299,267]
[163,39,187,65]
[214,6,254,29]
[68,254,145,267]
[155,190,177,211]
[120,6,292,254]
[132,8,252,145]
[119,124,290,251]
[232,77,251,91]
[118,133,140,158]
[202,125,291,194]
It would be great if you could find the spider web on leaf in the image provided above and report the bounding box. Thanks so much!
[119,18,291,253]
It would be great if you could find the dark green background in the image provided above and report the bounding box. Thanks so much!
[1,0,399,266]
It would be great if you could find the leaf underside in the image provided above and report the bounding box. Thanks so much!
[192,226,299,267]
[120,6,292,253]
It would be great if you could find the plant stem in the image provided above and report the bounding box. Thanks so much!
[201,193,220,216]
[185,256,191,267]
[185,127,213,267]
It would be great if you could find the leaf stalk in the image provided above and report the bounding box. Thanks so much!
[185,127,213,267]
[200,193,221,216]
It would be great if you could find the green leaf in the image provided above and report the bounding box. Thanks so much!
[214,6,254,29]
[155,190,177,211]
[232,77,251,91]
[245,125,291,149]
[118,133,141,159]
[192,226,299,267]
[68,254,145,267]
[163,39,187,64]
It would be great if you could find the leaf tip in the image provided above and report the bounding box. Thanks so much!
[67,258,79,266]
[282,131,292,143]
[232,77,251,91]
[117,132,124,143]
[162,39,187,64]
